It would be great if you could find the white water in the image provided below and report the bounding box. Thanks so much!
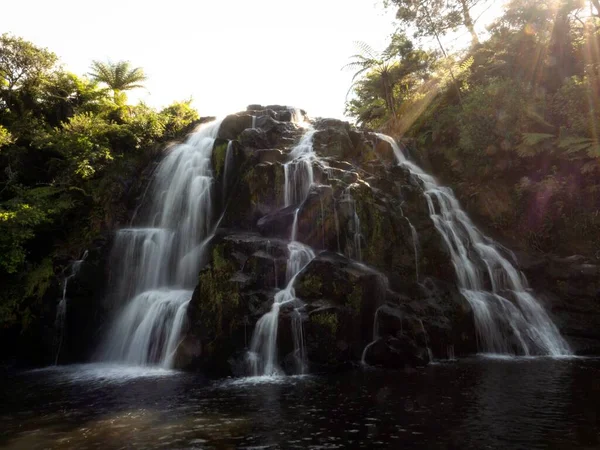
[341,187,363,261]
[222,140,234,204]
[407,218,420,282]
[283,129,317,207]
[55,250,88,365]
[291,308,307,374]
[419,319,434,363]
[248,128,317,376]
[376,134,570,356]
[99,120,223,367]
[361,305,383,365]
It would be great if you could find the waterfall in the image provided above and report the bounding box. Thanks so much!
[341,188,363,261]
[99,120,222,367]
[406,218,420,282]
[248,128,317,376]
[54,250,88,365]
[419,319,433,363]
[361,305,383,365]
[291,308,307,374]
[376,134,571,356]
[222,140,234,203]
[283,130,317,207]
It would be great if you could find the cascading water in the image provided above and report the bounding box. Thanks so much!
[361,305,382,366]
[376,134,571,356]
[55,250,88,365]
[98,120,223,367]
[222,140,234,203]
[283,130,317,206]
[341,188,363,261]
[406,218,420,282]
[419,319,434,363]
[248,128,317,376]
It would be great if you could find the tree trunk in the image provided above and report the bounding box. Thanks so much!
[381,73,396,116]
[591,0,600,17]
[459,0,479,45]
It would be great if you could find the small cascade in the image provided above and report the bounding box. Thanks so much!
[361,306,383,365]
[447,344,456,361]
[55,250,88,365]
[419,319,434,363]
[99,120,223,367]
[101,290,192,367]
[283,129,317,207]
[290,108,306,125]
[248,242,315,376]
[251,115,257,128]
[222,140,234,203]
[376,133,571,356]
[406,218,420,282]
[247,127,317,376]
[333,201,342,254]
[291,308,307,374]
[341,188,363,261]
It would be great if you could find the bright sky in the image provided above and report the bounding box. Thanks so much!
[1,0,398,119]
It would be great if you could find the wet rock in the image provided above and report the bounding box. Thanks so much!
[295,184,338,250]
[522,255,600,354]
[363,335,427,368]
[314,118,351,132]
[313,128,356,161]
[218,114,253,140]
[239,128,270,149]
[256,205,298,239]
[251,149,286,164]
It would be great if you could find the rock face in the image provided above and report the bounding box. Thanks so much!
[76,103,598,376]
[170,104,484,375]
[520,254,600,354]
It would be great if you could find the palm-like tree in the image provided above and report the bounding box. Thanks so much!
[343,42,398,116]
[88,60,146,102]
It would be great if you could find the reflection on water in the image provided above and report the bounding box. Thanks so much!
[0,358,599,449]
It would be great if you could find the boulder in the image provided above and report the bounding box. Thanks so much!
[218,114,253,140]
[521,255,600,354]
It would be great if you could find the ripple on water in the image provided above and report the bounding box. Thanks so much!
[28,363,180,384]
[217,374,312,388]
[475,353,587,361]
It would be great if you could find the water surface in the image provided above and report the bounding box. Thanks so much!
[1,358,598,449]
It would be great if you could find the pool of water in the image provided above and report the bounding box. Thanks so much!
[1,357,599,449]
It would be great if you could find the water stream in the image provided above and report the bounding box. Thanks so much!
[54,250,88,365]
[376,134,570,356]
[248,127,318,376]
[98,120,223,367]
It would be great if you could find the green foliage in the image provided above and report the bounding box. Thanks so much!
[0,33,57,97]
[344,34,435,126]
[349,0,600,257]
[311,312,339,335]
[385,0,490,45]
[0,124,13,148]
[161,100,200,139]
[0,35,200,334]
[88,60,146,103]
[48,112,115,180]
[458,78,527,156]
[24,258,54,299]
[0,203,52,273]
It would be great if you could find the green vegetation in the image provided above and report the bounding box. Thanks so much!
[311,312,339,335]
[0,34,199,331]
[347,0,600,256]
